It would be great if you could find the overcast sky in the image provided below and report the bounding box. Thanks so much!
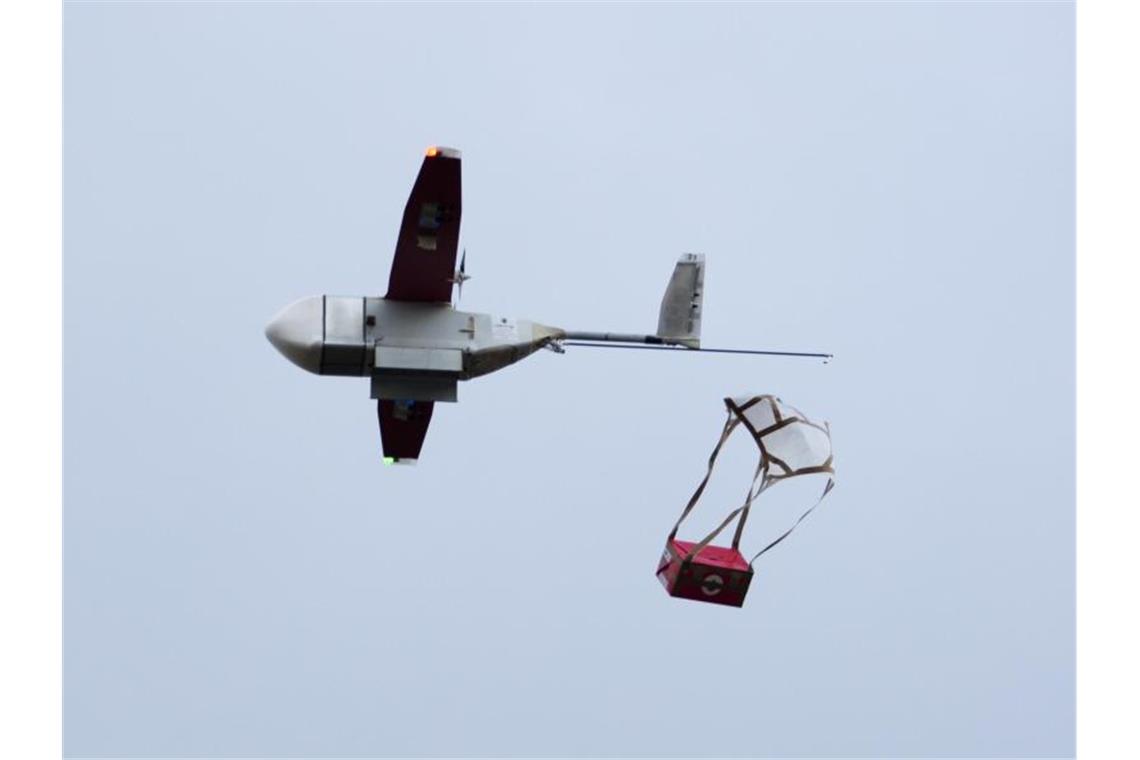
[65,2,1074,757]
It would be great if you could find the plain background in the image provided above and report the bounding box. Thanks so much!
[64,2,1074,757]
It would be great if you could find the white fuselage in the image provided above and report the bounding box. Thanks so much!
[265,295,564,401]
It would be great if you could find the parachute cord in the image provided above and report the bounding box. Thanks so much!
[684,471,771,562]
[731,455,769,551]
[667,409,738,542]
[748,478,835,567]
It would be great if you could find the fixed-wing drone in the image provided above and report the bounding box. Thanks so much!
[266,146,829,463]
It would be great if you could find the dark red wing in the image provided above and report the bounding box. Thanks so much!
[377,399,434,462]
[384,148,462,302]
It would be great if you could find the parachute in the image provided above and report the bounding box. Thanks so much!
[656,394,836,607]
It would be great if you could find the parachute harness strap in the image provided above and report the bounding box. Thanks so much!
[730,446,770,551]
[748,477,835,567]
[681,461,768,563]
[667,409,738,548]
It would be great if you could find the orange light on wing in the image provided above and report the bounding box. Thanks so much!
[425,146,439,157]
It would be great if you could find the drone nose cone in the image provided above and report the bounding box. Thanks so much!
[265,296,323,374]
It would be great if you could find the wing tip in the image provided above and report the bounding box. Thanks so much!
[425,145,462,159]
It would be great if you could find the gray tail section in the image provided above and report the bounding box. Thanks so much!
[656,253,704,348]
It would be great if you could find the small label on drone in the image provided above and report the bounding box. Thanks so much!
[492,317,519,342]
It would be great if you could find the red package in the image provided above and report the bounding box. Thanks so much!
[656,539,754,608]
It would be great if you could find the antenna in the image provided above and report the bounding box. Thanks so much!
[562,341,832,362]
[560,331,831,362]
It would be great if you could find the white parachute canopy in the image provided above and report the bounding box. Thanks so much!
[667,394,835,566]
[725,395,834,487]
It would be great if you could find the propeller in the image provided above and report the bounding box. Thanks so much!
[453,248,470,305]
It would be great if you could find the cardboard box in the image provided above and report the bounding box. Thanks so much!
[656,539,753,607]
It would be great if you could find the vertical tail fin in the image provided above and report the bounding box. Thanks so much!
[656,253,704,348]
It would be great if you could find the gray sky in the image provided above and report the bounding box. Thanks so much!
[64,2,1074,757]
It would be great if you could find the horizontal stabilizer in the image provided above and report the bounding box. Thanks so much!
[657,253,704,349]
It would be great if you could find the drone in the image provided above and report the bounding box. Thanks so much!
[266,146,830,463]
